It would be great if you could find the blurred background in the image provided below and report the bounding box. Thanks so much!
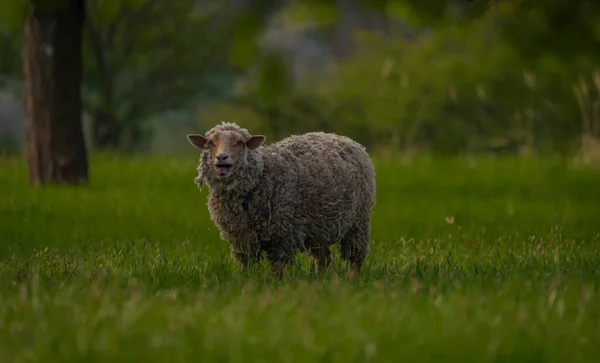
[1,0,599,161]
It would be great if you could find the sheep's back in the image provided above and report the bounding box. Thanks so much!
[262,132,376,242]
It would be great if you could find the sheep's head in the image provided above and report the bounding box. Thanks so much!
[187,122,265,193]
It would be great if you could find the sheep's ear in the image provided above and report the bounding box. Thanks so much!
[187,134,207,149]
[246,135,265,149]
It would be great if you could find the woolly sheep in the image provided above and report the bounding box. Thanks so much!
[187,122,376,277]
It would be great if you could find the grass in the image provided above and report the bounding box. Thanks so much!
[1,153,599,362]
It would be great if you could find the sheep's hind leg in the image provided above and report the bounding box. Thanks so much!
[340,221,370,276]
[308,244,331,275]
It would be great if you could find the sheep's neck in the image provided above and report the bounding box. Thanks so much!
[210,169,261,201]
[206,151,263,200]
[213,181,256,202]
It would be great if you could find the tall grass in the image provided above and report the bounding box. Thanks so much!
[1,154,599,362]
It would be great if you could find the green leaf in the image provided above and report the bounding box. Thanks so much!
[228,15,262,69]
[92,0,121,23]
[283,2,338,27]
[385,2,422,26]
[256,51,291,105]
[0,0,26,31]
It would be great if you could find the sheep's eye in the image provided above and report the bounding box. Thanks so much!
[206,141,215,148]
[236,141,244,147]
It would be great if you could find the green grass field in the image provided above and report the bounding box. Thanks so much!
[1,154,599,362]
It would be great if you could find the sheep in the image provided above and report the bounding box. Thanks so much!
[187,122,376,277]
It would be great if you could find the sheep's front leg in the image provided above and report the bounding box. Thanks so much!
[271,261,286,279]
[263,245,295,279]
[231,248,260,271]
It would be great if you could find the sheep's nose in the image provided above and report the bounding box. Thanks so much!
[216,152,229,161]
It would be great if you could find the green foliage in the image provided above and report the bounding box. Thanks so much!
[80,0,287,149]
[255,51,293,106]
[494,0,600,64]
[0,0,282,150]
[81,0,239,149]
[283,2,340,27]
[2,0,600,154]
[193,0,600,155]
[207,49,336,140]
[1,155,599,361]
[332,16,596,153]
[215,8,596,154]
[225,0,285,70]
[387,0,452,27]
[395,0,600,63]
[319,21,530,152]
[0,32,21,82]
[0,1,25,32]
[0,1,24,87]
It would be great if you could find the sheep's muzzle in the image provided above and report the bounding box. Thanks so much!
[215,162,233,177]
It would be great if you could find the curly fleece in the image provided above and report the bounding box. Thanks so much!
[194,122,376,272]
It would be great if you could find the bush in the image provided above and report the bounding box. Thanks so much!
[199,15,596,155]
[322,18,596,154]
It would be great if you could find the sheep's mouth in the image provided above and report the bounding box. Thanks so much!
[215,163,233,177]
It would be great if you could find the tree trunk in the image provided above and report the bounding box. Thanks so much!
[23,0,88,186]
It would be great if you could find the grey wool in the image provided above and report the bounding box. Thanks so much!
[188,122,376,276]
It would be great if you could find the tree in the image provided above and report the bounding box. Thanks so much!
[384,0,600,64]
[23,0,88,185]
[81,0,282,150]
[3,0,284,152]
[82,0,233,149]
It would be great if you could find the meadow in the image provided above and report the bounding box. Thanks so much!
[1,153,599,362]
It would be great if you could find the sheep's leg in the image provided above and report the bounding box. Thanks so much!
[269,256,295,279]
[231,250,250,270]
[340,221,370,276]
[309,244,331,275]
[264,247,294,279]
[231,248,260,271]
[271,261,286,279]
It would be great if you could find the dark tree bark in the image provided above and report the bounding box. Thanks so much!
[23,0,88,186]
